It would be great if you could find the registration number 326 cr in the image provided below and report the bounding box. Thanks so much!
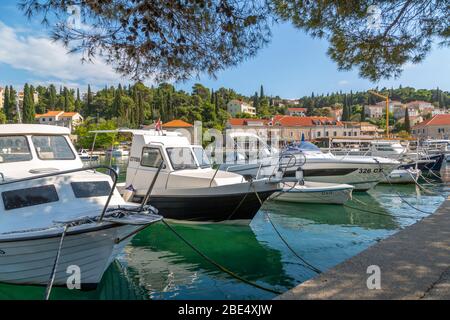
[359,168,383,174]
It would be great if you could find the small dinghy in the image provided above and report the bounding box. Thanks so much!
[380,168,421,184]
[270,181,354,205]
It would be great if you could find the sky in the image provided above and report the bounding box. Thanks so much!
[0,1,449,98]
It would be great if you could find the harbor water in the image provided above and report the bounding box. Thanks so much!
[1,157,449,300]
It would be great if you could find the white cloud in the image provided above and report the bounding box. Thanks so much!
[0,22,126,85]
[338,80,349,86]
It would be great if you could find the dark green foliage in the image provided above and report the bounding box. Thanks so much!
[22,83,35,123]
[20,0,272,82]
[404,107,411,133]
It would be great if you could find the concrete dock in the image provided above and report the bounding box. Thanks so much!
[277,196,450,300]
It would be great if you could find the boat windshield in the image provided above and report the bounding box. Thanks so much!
[166,147,198,170]
[286,141,321,152]
[193,147,211,168]
[0,136,33,163]
[32,135,75,160]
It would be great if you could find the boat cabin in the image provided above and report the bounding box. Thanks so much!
[0,124,126,234]
[125,130,245,196]
[0,124,83,180]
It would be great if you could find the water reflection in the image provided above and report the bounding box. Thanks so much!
[121,222,292,299]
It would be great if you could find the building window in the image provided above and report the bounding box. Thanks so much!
[354,132,357,136]
[333,131,337,137]
[317,131,321,137]
[344,132,347,136]
[325,131,329,137]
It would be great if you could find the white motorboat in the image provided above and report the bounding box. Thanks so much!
[221,132,399,191]
[0,125,161,289]
[97,129,282,222]
[78,148,99,161]
[326,139,408,159]
[269,181,354,204]
[380,168,421,184]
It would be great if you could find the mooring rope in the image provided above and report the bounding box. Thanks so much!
[160,218,282,295]
[373,159,435,215]
[253,185,322,274]
[44,225,69,300]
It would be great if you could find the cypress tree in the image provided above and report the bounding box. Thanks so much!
[3,86,10,121]
[113,86,123,119]
[342,94,349,121]
[260,85,264,99]
[9,86,16,120]
[63,87,69,111]
[47,84,57,109]
[75,88,82,112]
[86,84,93,115]
[404,107,411,133]
[22,83,35,123]
[252,92,258,113]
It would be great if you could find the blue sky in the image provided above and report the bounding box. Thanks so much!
[1,0,449,98]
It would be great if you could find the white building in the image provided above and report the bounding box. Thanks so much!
[227,100,256,117]
[393,105,419,120]
[406,100,434,115]
[35,111,83,132]
[287,107,307,116]
[364,105,384,119]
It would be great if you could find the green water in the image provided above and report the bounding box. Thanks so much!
[1,157,448,300]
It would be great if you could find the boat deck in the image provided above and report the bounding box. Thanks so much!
[277,195,450,300]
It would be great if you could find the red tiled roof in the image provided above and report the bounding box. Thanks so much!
[412,114,450,128]
[162,119,193,128]
[272,115,342,126]
[228,116,342,127]
[35,111,81,118]
[228,118,269,126]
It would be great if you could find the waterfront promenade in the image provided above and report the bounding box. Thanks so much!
[277,196,450,300]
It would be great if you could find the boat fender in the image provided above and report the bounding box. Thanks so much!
[123,184,136,202]
[296,168,304,185]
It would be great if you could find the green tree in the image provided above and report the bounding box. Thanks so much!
[404,107,411,133]
[46,84,57,109]
[0,110,6,124]
[3,86,11,121]
[75,88,83,112]
[22,83,36,123]
[86,84,93,115]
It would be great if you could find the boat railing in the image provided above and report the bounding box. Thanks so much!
[0,165,118,221]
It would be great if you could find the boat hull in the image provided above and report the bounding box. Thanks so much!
[283,161,397,191]
[0,223,141,288]
[270,182,353,205]
[400,154,444,173]
[134,190,276,222]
